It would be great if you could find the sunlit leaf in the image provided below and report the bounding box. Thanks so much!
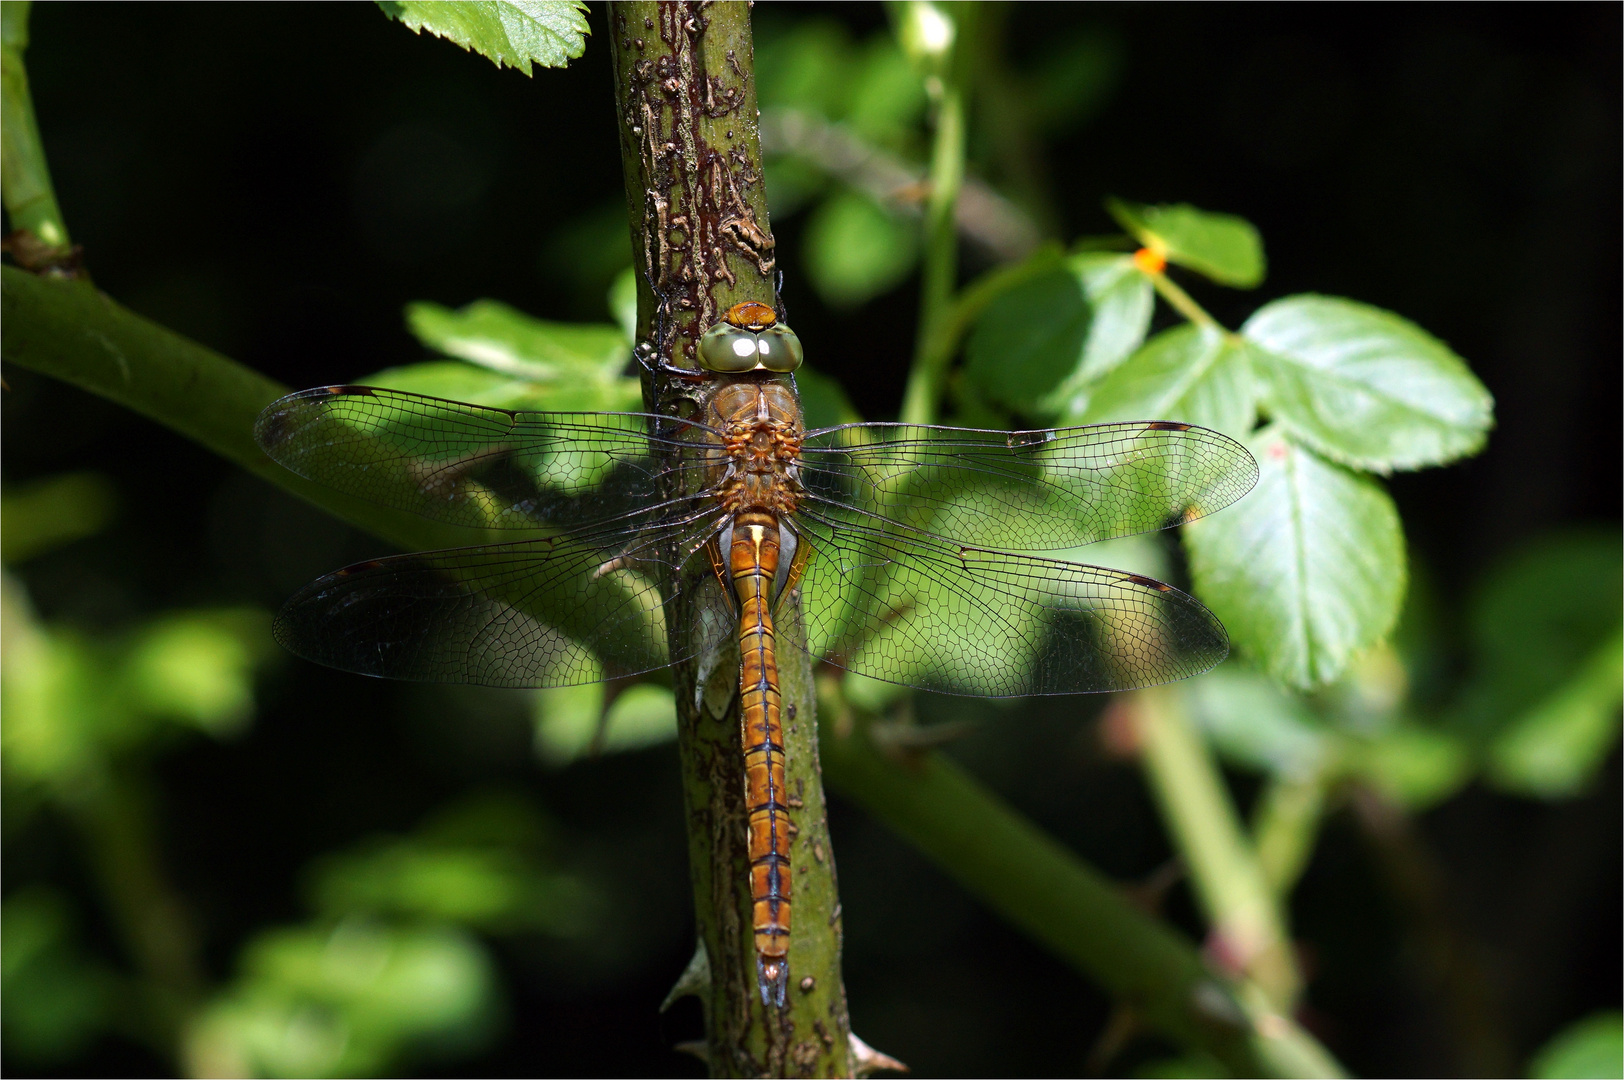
[1106,198,1265,288]
[1243,295,1493,472]
[310,839,594,934]
[406,299,628,377]
[188,922,496,1079]
[122,610,271,736]
[1529,1012,1624,1080]
[802,189,918,308]
[388,299,641,411]
[1185,428,1406,690]
[966,253,1153,417]
[1070,323,1254,436]
[1069,253,1157,384]
[531,678,677,766]
[377,0,589,75]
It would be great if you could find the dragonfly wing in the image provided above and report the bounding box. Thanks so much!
[799,421,1258,551]
[793,510,1227,696]
[255,385,713,532]
[272,521,731,688]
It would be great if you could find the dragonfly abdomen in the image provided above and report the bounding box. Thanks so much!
[729,508,792,1008]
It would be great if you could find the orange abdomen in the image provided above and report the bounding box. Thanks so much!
[729,510,792,1006]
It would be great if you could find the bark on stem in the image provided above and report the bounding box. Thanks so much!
[606,5,853,1075]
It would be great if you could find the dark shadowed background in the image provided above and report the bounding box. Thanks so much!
[3,3,1618,1077]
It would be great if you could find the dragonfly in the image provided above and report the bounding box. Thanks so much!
[254,299,1257,1007]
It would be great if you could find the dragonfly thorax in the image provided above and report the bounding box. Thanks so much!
[708,382,805,516]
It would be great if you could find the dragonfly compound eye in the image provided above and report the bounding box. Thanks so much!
[698,323,764,373]
[755,325,803,372]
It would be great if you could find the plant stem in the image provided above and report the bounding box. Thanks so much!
[1130,686,1302,1010]
[605,4,852,1075]
[898,5,968,427]
[1252,770,1330,898]
[1,1,74,265]
[1146,267,1236,339]
[819,713,1346,1078]
[67,766,206,1049]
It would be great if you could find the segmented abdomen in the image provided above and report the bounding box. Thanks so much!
[729,509,792,1006]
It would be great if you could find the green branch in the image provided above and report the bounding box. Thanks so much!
[1132,687,1301,1009]
[898,2,969,427]
[820,717,1345,1078]
[1,2,74,267]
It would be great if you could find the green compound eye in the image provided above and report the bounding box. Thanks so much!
[755,325,804,372]
[698,323,761,373]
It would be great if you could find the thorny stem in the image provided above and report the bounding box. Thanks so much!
[605,4,854,1075]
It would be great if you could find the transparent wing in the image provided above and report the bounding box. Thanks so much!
[793,509,1227,696]
[271,517,732,688]
[254,385,717,532]
[798,420,1257,552]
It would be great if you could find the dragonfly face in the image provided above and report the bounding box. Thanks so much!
[253,311,1257,1008]
[697,301,804,374]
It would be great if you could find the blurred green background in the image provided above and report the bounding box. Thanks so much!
[2,3,1619,1077]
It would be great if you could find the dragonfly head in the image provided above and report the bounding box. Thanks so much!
[699,302,804,374]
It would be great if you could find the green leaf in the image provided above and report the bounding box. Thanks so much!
[1,471,116,564]
[754,20,852,118]
[1487,627,1622,799]
[191,923,496,1078]
[844,37,928,145]
[1066,253,1157,386]
[1530,1012,1623,1080]
[1070,323,1254,436]
[2,2,30,52]
[1454,530,1622,748]
[1106,199,1265,288]
[1351,724,1471,810]
[965,253,1152,417]
[1185,428,1406,690]
[306,796,596,934]
[406,299,627,376]
[377,1,589,74]
[1242,295,1494,472]
[607,266,637,342]
[388,299,641,411]
[1185,666,1330,777]
[1,889,114,1064]
[531,679,677,766]
[802,189,918,308]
